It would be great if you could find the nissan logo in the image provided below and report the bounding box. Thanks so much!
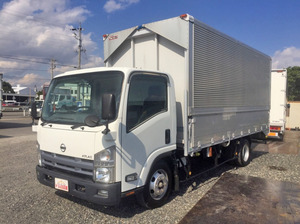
[60,143,66,152]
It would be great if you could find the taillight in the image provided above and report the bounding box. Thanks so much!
[270,126,281,131]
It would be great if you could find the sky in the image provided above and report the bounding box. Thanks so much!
[0,0,300,90]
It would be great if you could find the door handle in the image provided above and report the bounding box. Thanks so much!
[165,129,170,144]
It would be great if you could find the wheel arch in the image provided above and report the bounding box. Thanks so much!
[137,145,176,188]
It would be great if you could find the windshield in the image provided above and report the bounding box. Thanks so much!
[42,71,123,125]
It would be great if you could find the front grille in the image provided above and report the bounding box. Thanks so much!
[41,151,93,178]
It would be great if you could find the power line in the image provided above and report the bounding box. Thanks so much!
[0,55,50,65]
[0,67,48,71]
[0,54,76,68]
[56,63,77,68]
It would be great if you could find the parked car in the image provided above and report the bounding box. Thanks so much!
[3,100,16,106]
[3,101,29,111]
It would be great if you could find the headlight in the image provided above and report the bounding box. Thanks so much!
[100,149,113,163]
[38,153,42,166]
[95,168,111,183]
[36,141,42,166]
[94,146,116,183]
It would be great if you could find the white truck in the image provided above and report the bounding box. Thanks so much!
[0,73,3,119]
[33,14,271,208]
[267,69,287,140]
[286,101,300,130]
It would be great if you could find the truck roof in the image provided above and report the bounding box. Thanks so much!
[104,14,270,63]
[271,69,287,72]
[54,67,169,79]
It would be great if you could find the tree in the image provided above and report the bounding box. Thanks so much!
[3,81,15,93]
[287,66,300,101]
[36,90,43,100]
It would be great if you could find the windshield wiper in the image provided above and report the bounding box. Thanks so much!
[84,115,100,127]
[41,121,51,127]
[71,125,84,130]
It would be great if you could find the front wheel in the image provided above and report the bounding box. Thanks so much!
[136,161,172,208]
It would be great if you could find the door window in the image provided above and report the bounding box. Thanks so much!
[126,74,168,132]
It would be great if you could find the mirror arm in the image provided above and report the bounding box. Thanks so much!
[102,120,110,135]
[101,93,116,135]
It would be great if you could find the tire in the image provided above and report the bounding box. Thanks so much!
[235,139,251,167]
[136,161,172,209]
[279,134,284,141]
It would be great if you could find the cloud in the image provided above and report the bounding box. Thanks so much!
[0,60,19,68]
[81,55,104,69]
[104,0,139,13]
[5,73,45,87]
[55,55,104,74]
[17,73,40,85]
[0,0,90,59]
[0,0,102,88]
[272,46,300,69]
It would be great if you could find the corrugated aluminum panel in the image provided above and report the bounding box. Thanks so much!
[190,20,271,152]
[193,21,270,109]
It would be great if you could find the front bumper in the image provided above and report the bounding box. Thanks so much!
[36,165,121,206]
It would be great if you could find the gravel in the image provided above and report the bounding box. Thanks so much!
[0,130,299,224]
[229,151,300,184]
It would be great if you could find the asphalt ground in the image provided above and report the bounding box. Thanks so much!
[0,111,299,223]
[0,111,33,137]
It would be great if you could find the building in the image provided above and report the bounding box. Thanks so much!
[2,84,35,103]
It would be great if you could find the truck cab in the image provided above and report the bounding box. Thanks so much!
[35,67,177,207]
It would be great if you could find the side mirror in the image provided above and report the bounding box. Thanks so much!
[101,94,116,134]
[287,103,290,109]
[102,94,116,120]
[31,102,40,120]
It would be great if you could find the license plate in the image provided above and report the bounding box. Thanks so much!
[55,178,69,192]
[268,132,278,137]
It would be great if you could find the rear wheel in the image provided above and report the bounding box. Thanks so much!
[235,139,251,167]
[136,161,172,208]
[279,133,284,141]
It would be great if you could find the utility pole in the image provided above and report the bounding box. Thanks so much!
[71,23,85,69]
[51,59,56,79]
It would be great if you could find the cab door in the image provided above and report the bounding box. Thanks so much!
[121,72,173,192]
